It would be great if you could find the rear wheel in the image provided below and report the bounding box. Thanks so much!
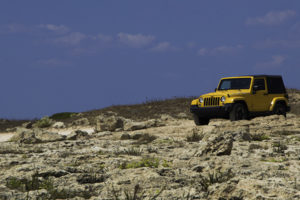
[229,103,248,121]
[273,103,287,117]
[193,114,209,125]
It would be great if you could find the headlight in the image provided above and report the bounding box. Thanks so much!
[199,97,204,103]
[221,96,226,102]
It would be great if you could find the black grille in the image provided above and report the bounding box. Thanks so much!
[204,97,220,106]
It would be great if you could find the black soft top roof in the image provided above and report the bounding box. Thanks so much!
[243,75,283,78]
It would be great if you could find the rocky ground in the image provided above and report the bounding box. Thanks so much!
[1,110,300,199]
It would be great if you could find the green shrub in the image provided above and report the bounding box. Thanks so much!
[261,158,285,163]
[50,112,77,120]
[34,116,53,128]
[6,174,52,193]
[6,174,91,199]
[109,184,165,200]
[119,157,160,169]
[123,147,143,156]
[251,133,270,141]
[114,147,142,156]
[197,169,234,191]
[162,160,172,168]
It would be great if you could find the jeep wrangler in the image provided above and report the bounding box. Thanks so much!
[190,75,290,125]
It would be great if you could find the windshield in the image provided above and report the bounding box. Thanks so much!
[218,78,251,90]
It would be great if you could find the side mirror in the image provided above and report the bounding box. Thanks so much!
[215,88,217,92]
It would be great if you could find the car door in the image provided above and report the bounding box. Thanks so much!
[251,78,269,111]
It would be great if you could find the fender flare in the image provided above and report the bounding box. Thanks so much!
[270,97,288,111]
[231,98,249,111]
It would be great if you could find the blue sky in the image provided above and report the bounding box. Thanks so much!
[1,0,300,119]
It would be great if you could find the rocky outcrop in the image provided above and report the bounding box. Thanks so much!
[72,118,90,126]
[52,122,65,129]
[95,115,124,131]
[95,113,165,132]
[123,119,164,131]
[66,130,89,140]
[1,113,300,199]
[10,128,65,143]
[196,131,234,156]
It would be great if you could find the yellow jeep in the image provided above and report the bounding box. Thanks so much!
[190,75,290,125]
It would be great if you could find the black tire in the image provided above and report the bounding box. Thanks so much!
[193,114,209,125]
[229,103,248,121]
[273,103,287,117]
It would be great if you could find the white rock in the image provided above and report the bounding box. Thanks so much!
[52,122,65,129]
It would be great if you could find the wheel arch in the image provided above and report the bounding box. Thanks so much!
[270,98,288,111]
[233,100,249,112]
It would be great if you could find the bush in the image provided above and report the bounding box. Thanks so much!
[50,112,77,120]
[119,157,160,169]
[6,173,92,199]
[109,184,165,200]
[198,169,234,191]
[114,147,142,156]
[34,116,53,128]
[251,133,270,141]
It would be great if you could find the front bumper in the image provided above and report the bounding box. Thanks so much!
[190,104,234,118]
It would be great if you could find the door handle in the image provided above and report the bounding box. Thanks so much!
[263,93,268,95]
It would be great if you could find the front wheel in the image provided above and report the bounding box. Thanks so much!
[273,103,287,117]
[229,103,248,121]
[193,114,209,125]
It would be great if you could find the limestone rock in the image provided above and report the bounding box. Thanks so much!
[52,122,65,129]
[34,130,65,142]
[197,131,233,156]
[66,130,89,140]
[95,131,112,137]
[123,119,164,131]
[10,128,65,143]
[10,128,41,144]
[22,121,34,129]
[160,114,174,121]
[232,125,251,141]
[72,118,90,126]
[177,112,188,119]
[2,110,300,200]
[95,115,124,132]
[120,133,131,140]
[123,121,147,131]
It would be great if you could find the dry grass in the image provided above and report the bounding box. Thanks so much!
[82,97,195,124]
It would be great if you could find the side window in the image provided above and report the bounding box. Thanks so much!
[267,77,286,94]
[253,79,265,91]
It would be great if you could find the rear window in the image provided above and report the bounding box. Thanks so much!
[267,77,286,94]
